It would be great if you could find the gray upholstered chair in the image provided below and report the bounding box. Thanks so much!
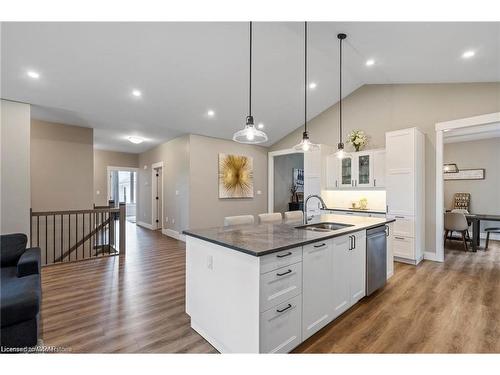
[258,213,283,224]
[284,211,303,224]
[444,212,470,251]
[223,215,255,226]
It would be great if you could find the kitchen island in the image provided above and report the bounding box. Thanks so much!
[183,214,395,353]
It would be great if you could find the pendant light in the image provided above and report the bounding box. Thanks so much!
[335,33,347,159]
[233,22,268,144]
[293,22,320,152]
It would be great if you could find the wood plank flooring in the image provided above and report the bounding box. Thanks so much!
[41,224,500,353]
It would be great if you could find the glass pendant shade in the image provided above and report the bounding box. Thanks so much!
[294,131,320,152]
[443,163,459,173]
[233,115,268,144]
[335,142,345,159]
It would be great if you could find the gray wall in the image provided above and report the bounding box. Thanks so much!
[273,153,303,213]
[1,100,31,236]
[189,134,268,229]
[271,83,500,254]
[31,119,94,211]
[137,135,190,233]
[444,137,500,232]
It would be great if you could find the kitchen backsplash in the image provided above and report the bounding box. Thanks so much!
[321,190,387,211]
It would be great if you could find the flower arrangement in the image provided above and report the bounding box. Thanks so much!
[346,130,368,152]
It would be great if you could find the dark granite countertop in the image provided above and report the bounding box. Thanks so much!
[183,214,395,257]
[325,207,386,215]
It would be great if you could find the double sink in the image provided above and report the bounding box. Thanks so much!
[295,222,354,232]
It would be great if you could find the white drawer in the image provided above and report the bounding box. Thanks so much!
[260,262,302,312]
[388,215,415,237]
[260,247,302,274]
[260,295,302,353]
[393,236,415,259]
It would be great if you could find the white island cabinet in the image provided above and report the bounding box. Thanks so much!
[186,229,367,353]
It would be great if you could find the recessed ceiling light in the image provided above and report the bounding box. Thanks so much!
[257,123,265,129]
[128,136,144,144]
[365,59,375,66]
[462,50,475,59]
[309,82,317,89]
[207,110,215,117]
[132,89,142,97]
[27,70,40,79]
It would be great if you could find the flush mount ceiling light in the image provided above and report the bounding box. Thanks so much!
[365,59,375,66]
[233,22,268,144]
[462,50,475,59]
[293,22,320,152]
[128,136,144,144]
[335,33,347,159]
[443,163,459,173]
[27,70,40,79]
[131,89,142,97]
[207,109,215,117]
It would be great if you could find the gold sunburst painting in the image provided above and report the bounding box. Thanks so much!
[218,153,254,198]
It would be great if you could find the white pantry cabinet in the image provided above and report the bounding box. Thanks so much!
[385,127,425,265]
[302,240,334,340]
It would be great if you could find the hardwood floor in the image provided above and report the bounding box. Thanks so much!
[41,224,500,353]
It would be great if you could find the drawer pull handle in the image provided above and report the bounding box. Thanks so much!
[276,269,292,277]
[395,236,406,240]
[276,251,292,258]
[276,304,292,313]
[395,216,405,219]
[314,243,326,248]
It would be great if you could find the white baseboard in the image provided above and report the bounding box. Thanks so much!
[137,221,154,230]
[162,228,186,242]
[424,251,443,262]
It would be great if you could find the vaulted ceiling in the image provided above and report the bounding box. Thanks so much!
[2,22,499,153]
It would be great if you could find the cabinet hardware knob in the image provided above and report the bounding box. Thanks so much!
[276,304,292,313]
[276,269,292,277]
[395,236,405,240]
[353,235,356,249]
[374,179,376,187]
[313,243,326,248]
[276,251,292,258]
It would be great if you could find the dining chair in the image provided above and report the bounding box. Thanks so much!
[284,211,304,224]
[223,215,255,226]
[258,213,283,224]
[444,212,470,251]
[485,227,500,249]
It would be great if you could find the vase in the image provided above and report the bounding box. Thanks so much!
[354,145,361,152]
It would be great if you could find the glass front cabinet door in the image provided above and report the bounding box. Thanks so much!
[356,151,373,187]
[339,154,354,188]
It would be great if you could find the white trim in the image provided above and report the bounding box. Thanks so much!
[151,161,164,230]
[162,228,186,242]
[424,251,440,262]
[435,112,500,263]
[268,148,303,213]
[137,221,154,230]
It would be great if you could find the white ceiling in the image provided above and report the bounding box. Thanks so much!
[2,22,500,153]
[444,122,500,143]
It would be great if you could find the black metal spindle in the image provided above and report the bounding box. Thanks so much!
[60,214,63,263]
[30,209,33,247]
[108,212,110,255]
[68,214,71,262]
[45,215,48,265]
[83,213,86,259]
[53,215,56,265]
[100,212,104,257]
[37,216,40,247]
[76,213,79,260]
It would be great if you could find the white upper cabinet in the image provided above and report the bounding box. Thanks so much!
[325,148,385,190]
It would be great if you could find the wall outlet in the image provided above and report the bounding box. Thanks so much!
[143,165,148,169]
[96,190,100,195]
[257,190,262,195]
[165,217,169,223]
[172,218,175,224]
[175,190,179,196]
[207,255,213,270]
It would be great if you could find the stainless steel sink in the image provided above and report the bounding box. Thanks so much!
[296,222,354,232]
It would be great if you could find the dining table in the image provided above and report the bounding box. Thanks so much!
[465,213,500,251]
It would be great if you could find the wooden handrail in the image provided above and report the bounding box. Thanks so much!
[31,207,119,216]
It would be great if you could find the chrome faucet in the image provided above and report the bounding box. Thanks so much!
[303,194,328,224]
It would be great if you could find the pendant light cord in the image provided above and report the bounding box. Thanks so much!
[304,21,307,134]
[249,21,252,117]
[339,35,342,143]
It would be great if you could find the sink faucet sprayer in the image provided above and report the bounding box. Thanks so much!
[303,195,328,224]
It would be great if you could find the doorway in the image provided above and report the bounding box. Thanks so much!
[151,162,164,230]
[435,112,500,261]
[107,167,138,223]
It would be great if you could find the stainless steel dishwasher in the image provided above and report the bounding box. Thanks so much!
[366,225,387,296]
